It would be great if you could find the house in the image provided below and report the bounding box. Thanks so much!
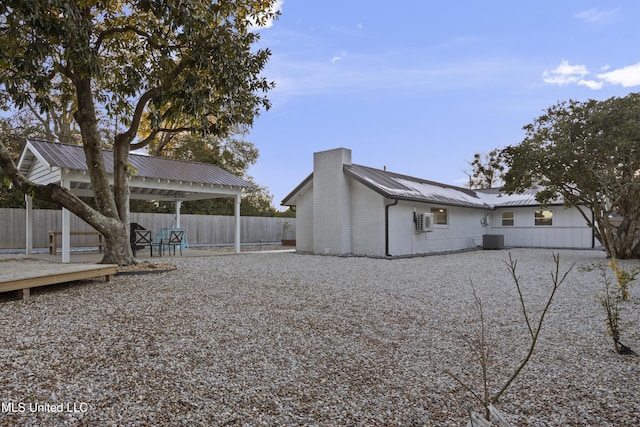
[281,148,597,257]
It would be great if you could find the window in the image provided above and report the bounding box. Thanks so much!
[430,207,448,225]
[501,211,514,226]
[535,210,553,226]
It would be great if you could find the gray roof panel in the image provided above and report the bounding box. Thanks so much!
[27,139,252,189]
[283,161,563,209]
[345,164,491,209]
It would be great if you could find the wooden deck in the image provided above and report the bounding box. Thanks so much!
[0,258,117,300]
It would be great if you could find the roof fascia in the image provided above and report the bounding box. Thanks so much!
[281,173,313,206]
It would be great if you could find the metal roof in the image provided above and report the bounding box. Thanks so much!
[282,162,562,209]
[345,164,490,209]
[24,139,251,187]
[18,139,252,201]
[474,187,563,207]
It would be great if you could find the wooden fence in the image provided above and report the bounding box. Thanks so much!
[0,208,295,250]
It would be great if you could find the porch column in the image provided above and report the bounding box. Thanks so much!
[175,200,182,228]
[61,179,71,263]
[234,193,241,254]
[25,194,33,255]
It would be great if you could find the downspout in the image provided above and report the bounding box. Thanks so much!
[385,198,399,257]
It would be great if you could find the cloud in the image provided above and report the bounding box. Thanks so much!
[578,79,603,90]
[330,51,348,64]
[597,63,640,87]
[543,60,640,90]
[574,8,619,24]
[542,60,588,85]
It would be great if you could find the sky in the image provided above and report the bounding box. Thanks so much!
[246,1,640,209]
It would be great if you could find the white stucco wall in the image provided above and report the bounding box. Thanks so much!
[349,179,386,256]
[293,183,314,253]
[488,206,595,248]
[387,201,485,256]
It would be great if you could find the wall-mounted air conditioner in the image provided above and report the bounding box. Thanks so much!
[415,212,434,232]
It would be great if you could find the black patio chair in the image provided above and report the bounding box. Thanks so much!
[165,230,184,256]
[132,229,154,257]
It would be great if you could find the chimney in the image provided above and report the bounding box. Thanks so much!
[313,148,352,254]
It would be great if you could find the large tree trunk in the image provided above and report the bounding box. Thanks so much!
[593,216,640,260]
[612,218,640,259]
[615,189,640,259]
[101,221,134,265]
[575,205,639,260]
[69,78,136,265]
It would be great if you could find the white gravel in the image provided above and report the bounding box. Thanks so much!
[0,248,639,426]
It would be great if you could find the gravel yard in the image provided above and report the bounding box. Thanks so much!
[1,248,639,426]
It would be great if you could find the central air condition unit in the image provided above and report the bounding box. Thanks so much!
[483,234,504,250]
[415,212,434,232]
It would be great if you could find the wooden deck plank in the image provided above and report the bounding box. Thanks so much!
[0,259,117,294]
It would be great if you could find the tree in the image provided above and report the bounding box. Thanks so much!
[581,260,638,354]
[144,127,278,216]
[449,254,572,424]
[0,0,277,265]
[17,103,83,145]
[0,116,62,208]
[463,149,506,189]
[501,93,640,259]
[0,118,30,208]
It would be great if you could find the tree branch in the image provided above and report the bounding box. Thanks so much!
[95,25,179,52]
[0,141,108,232]
[129,126,191,151]
[492,253,574,404]
[118,57,191,149]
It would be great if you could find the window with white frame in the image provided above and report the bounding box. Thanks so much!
[501,211,514,226]
[430,207,448,225]
[534,210,553,226]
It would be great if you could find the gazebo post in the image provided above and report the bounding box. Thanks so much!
[234,193,241,254]
[175,200,182,228]
[61,179,71,263]
[24,194,33,255]
[61,207,71,263]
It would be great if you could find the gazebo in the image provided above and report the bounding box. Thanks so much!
[17,139,253,262]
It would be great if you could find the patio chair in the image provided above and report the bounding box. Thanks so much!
[165,230,184,256]
[132,229,154,257]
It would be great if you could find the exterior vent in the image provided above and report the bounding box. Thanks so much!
[415,212,434,232]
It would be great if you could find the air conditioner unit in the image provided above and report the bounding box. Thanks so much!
[415,212,434,232]
[483,234,504,250]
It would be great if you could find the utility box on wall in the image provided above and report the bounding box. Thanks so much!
[483,234,504,250]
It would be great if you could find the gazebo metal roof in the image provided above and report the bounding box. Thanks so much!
[18,139,252,201]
